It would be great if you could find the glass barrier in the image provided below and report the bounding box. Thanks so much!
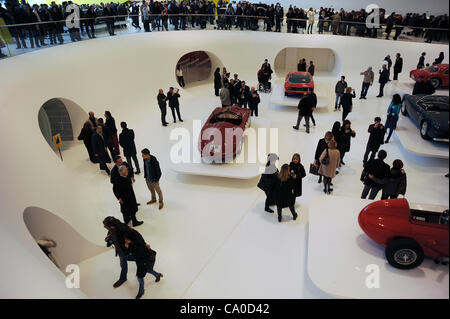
[0,12,448,60]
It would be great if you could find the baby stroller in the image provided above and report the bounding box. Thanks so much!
[257,69,272,93]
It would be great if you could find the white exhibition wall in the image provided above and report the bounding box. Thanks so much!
[264,0,449,15]
[274,48,337,77]
[0,30,448,298]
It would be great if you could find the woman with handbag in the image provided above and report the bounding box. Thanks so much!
[289,153,306,199]
[274,164,298,223]
[384,94,402,143]
[319,140,341,194]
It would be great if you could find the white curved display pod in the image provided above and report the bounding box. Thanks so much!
[307,195,449,299]
[394,116,449,159]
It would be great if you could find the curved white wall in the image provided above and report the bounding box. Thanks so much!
[0,31,448,298]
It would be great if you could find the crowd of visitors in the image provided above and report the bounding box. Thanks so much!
[215,62,268,117]
[1,0,448,58]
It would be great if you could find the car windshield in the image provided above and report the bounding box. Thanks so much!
[289,73,311,84]
[426,66,440,72]
[417,96,449,112]
[209,111,243,126]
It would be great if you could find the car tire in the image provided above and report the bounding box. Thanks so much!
[429,77,441,89]
[401,102,408,116]
[385,238,424,270]
[420,120,430,140]
[284,92,288,97]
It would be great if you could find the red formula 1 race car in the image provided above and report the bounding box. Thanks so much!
[358,198,449,269]
[198,106,251,164]
[284,72,314,96]
[410,64,449,89]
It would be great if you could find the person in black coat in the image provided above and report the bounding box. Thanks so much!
[297,58,307,72]
[238,81,250,108]
[341,87,356,121]
[119,121,140,174]
[77,121,95,163]
[293,89,315,133]
[97,118,117,160]
[368,159,407,199]
[103,216,135,288]
[376,64,389,97]
[157,89,169,126]
[434,52,444,65]
[274,164,298,223]
[88,111,97,128]
[214,68,222,96]
[91,125,111,175]
[113,165,143,227]
[314,131,334,183]
[361,150,390,200]
[257,153,279,213]
[289,153,306,198]
[417,52,426,69]
[412,76,436,95]
[363,117,386,165]
[167,87,183,123]
[340,120,356,164]
[85,5,96,38]
[393,53,403,81]
[105,111,120,155]
[103,3,116,36]
[123,229,163,299]
[248,87,260,117]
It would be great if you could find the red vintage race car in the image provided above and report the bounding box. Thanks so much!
[284,72,314,96]
[358,198,449,269]
[410,64,449,89]
[198,106,251,164]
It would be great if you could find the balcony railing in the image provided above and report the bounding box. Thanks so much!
[1,13,448,59]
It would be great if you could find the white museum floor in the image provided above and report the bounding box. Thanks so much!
[0,30,448,299]
[62,74,448,299]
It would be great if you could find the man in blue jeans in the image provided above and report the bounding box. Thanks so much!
[124,229,163,299]
[334,75,347,111]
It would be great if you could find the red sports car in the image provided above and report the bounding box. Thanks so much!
[284,72,314,96]
[198,106,251,163]
[358,198,449,269]
[410,64,449,89]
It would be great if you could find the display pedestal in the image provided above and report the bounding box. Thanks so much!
[307,195,449,299]
[394,116,449,159]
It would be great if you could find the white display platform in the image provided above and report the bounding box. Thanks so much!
[394,116,449,159]
[170,117,271,179]
[269,83,329,108]
[307,195,449,299]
